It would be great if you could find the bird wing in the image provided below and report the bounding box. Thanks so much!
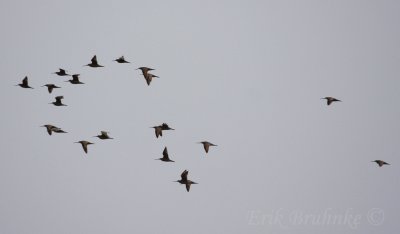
[82,143,88,153]
[204,143,209,153]
[181,170,188,181]
[22,76,28,86]
[101,131,108,136]
[327,99,332,105]
[55,96,64,101]
[145,76,152,85]
[48,86,53,93]
[162,147,168,159]
[185,183,191,192]
[45,125,53,135]
[155,127,162,138]
[91,55,98,64]
[60,69,66,73]
[72,74,80,82]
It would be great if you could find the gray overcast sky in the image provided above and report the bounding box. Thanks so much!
[1,0,399,233]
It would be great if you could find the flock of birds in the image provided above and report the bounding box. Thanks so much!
[15,55,391,192]
[15,55,221,192]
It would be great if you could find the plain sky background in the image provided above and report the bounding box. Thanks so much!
[1,0,399,233]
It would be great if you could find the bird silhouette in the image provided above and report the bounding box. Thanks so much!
[114,56,130,63]
[93,131,113,140]
[42,84,60,93]
[175,170,197,192]
[156,147,175,162]
[85,55,104,67]
[66,74,84,84]
[372,160,390,167]
[321,97,341,105]
[151,123,174,138]
[41,124,67,135]
[75,141,94,154]
[16,76,33,89]
[198,141,217,153]
[53,68,70,76]
[50,96,67,106]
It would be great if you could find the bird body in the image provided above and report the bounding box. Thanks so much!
[41,124,67,135]
[66,74,84,84]
[50,96,67,106]
[156,147,175,162]
[75,141,94,154]
[42,84,60,93]
[175,170,197,192]
[151,123,174,138]
[372,160,390,167]
[321,97,341,105]
[85,55,104,67]
[17,76,33,89]
[53,68,70,76]
[198,141,217,153]
[94,131,113,140]
[114,56,130,63]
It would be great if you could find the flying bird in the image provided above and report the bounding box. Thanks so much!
[175,170,197,192]
[75,141,94,154]
[16,76,33,89]
[50,96,67,106]
[66,74,84,84]
[94,131,113,140]
[321,97,341,105]
[155,147,175,162]
[53,68,70,76]
[41,124,67,135]
[151,123,174,138]
[198,141,217,153]
[372,160,390,167]
[114,56,130,63]
[85,55,104,67]
[42,84,60,93]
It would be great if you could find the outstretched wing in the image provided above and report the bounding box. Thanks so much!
[162,147,168,159]
[181,170,188,181]
[82,143,88,153]
[55,96,64,101]
[72,74,80,82]
[185,183,191,192]
[91,55,98,65]
[22,76,29,86]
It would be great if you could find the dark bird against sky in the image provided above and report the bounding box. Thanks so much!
[16,76,33,89]
[175,170,197,192]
